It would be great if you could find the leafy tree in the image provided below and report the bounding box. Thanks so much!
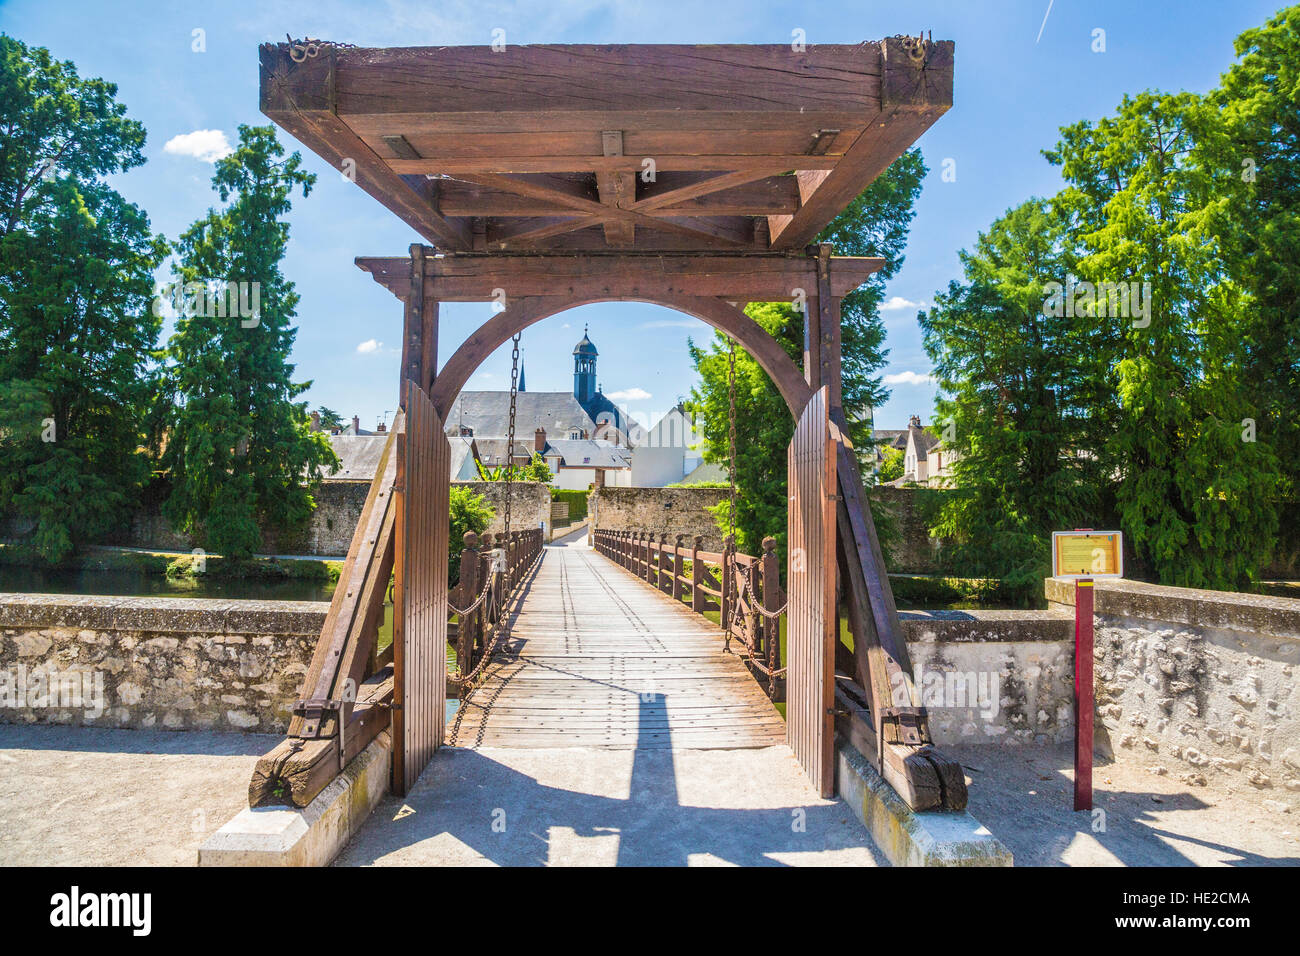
[315,406,344,431]
[687,150,927,555]
[161,125,336,559]
[1203,5,1300,554]
[449,485,493,585]
[475,452,553,484]
[919,198,1105,596]
[1047,92,1280,589]
[0,36,167,563]
[876,445,904,483]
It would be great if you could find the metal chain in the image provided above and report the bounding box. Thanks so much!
[286,36,357,62]
[741,563,789,619]
[447,574,493,618]
[447,543,543,687]
[503,332,521,540]
[726,338,738,539]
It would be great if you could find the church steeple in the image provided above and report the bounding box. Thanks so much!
[518,358,526,392]
[573,324,597,406]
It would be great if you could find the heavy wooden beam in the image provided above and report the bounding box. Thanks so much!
[329,43,882,120]
[770,38,952,250]
[259,43,471,252]
[388,155,839,175]
[355,253,883,301]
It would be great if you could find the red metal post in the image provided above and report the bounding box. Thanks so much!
[1074,578,1094,811]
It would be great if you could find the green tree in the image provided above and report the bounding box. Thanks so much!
[475,452,553,484]
[162,125,336,559]
[315,406,344,432]
[919,198,1105,596]
[449,485,493,586]
[1203,5,1300,553]
[687,150,927,555]
[876,445,904,482]
[0,36,167,563]
[1045,91,1280,588]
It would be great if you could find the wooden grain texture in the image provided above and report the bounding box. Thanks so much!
[447,543,785,750]
[259,40,951,253]
[393,381,450,794]
[785,386,837,797]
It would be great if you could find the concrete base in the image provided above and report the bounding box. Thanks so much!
[198,731,391,867]
[836,738,1012,867]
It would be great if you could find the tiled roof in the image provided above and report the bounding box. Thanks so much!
[543,438,630,469]
[445,391,596,439]
[325,435,388,479]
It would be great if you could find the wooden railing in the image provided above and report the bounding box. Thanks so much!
[447,528,544,685]
[592,528,786,700]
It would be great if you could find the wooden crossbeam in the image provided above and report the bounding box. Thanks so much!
[259,44,471,251]
[356,252,884,301]
[388,155,839,175]
[598,130,635,247]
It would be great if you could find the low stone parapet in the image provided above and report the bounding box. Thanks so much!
[0,592,325,733]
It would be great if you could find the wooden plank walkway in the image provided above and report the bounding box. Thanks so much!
[446,536,786,749]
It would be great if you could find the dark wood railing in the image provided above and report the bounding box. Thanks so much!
[447,528,543,686]
[592,528,786,700]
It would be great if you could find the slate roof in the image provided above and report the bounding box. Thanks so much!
[445,391,596,439]
[474,438,535,467]
[447,436,479,479]
[325,435,387,479]
[680,460,727,484]
[543,438,631,469]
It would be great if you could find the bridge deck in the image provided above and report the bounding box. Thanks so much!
[446,534,786,749]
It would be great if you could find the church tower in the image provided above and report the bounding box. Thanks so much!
[573,325,597,405]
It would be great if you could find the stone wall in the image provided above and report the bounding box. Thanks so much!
[102,480,370,558]
[590,486,728,552]
[0,593,323,733]
[900,610,1075,746]
[1047,577,1300,805]
[453,481,554,542]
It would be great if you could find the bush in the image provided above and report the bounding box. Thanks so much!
[449,486,494,585]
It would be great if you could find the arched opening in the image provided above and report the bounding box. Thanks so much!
[430,294,812,425]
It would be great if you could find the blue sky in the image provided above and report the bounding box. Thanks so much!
[1,0,1285,431]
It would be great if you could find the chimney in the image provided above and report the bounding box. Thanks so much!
[909,414,921,428]
[352,415,360,434]
[376,422,387,433]
[309,410,321,432]
[535,427,546,452]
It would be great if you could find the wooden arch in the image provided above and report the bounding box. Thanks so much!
[429,293,812,421]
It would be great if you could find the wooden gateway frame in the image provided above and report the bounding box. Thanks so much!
[249,36,966,811]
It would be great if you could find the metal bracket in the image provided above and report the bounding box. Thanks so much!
[292,697,349,771]
[879,705,928,746]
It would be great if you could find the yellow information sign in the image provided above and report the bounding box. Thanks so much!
[1051,530,1123,579]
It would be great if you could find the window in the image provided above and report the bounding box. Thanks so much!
[568,430,581,440]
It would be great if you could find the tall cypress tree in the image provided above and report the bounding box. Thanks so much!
[162,125,336,558]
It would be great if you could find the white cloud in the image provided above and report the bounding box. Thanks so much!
[883,370,936,387]
[880,296,928,313]
[163,129,234,163]
[356,339,383,354]
[606,387,652,402]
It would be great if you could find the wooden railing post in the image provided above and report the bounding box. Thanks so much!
[761,536,781,676]
[640,532,651,584]
[691,535,706,612]
[721,534,735,651]
[656,534,668,594]
[672,534,685,602]
[457,532,480,676]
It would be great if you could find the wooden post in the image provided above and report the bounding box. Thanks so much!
[643,532,654,585]
[761,535,782,688]
[722,534,735,651]
[659,534,672,594]
[672,534,685,602]
[1075,578,1095,811]
[400,244,426,408]
[691,535,706,612]
[816,243,843,416]
[457,532,480,677]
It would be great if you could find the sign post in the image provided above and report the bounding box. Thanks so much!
[1051,530,1123,812]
